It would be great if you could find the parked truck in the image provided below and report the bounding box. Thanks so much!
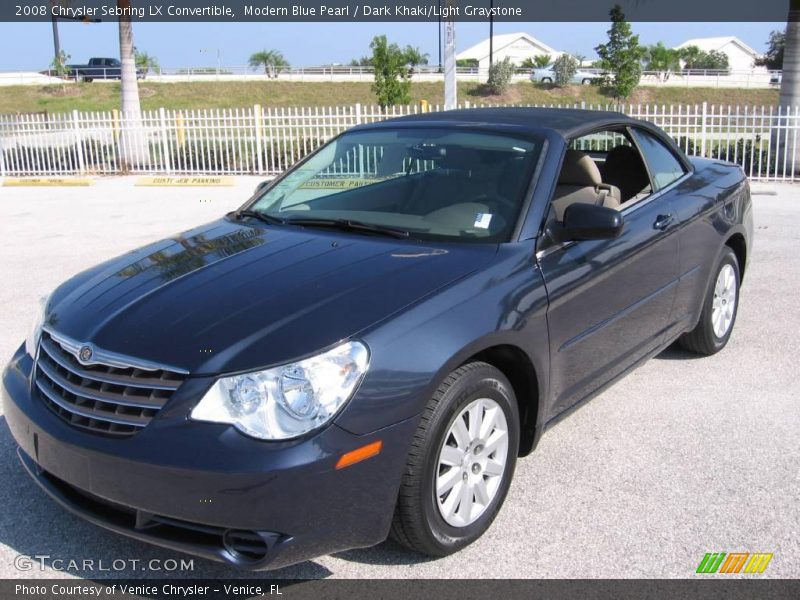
[65,58,147,82]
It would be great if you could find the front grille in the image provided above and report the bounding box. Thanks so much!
[34,330,186,436]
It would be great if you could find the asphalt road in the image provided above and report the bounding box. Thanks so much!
[0,177,797,579]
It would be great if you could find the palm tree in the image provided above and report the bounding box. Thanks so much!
[780,1,800,108]
[248,50,290,78]
[778,0,800,172]
[403,45,430,75]
[134,47,160,74]
[117,0,148,167]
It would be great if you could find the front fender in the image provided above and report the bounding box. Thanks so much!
[334,243,550,437]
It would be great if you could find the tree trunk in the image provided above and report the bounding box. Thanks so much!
[117,0,149,168]
[778,0,800,174]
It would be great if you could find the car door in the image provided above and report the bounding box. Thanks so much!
[538,129,683,417]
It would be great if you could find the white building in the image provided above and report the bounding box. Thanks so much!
[675,36,764,72]
[456,32,563,71]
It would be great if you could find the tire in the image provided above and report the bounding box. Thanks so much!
[679,247,740,355]
[582,78,592,85]
[390,362,520,557]
[541,77,552,83]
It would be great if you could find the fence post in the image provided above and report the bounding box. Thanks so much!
[72,109,86,174]
[354,102,362,125]
[0,129,5,177]
[254,104,264,174]
[159,107,172,174]
[700,101,708,157]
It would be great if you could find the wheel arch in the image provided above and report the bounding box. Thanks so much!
[460,344,543,457]
[725,232,747,282]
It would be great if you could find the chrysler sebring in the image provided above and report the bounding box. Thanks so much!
[2,108,752,569]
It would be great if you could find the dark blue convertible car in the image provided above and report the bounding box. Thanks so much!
[3,108,752,569]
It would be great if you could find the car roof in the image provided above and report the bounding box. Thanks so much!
[352,107,641,139]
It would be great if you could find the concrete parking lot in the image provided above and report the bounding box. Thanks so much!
[0,177,797,579]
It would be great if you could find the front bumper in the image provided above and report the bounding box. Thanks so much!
[2,347,417,570]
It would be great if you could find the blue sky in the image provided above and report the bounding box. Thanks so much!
[0,21,784,71]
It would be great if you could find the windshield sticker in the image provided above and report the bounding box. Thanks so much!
[299,177,385,190]
[474,213,493,229]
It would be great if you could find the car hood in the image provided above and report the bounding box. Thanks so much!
[45,218,497,374]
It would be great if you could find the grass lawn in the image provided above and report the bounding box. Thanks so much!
[0,80,780,115]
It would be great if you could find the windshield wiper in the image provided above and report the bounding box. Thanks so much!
[284,217,410,239]
[232,209,286,225]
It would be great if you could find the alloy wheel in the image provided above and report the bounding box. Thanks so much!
[712,263,737,338]
[435,398,509,527]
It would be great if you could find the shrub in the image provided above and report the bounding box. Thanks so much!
[553,55,579,87]
[486,57,515,94]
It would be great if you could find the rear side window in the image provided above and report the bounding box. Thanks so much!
[631,129,686,191]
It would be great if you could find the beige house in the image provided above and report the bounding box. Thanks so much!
[456,32,563,70]
[675,36,764,72]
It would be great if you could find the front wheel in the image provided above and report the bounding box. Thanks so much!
[541,77,552,83]
[679,247,740,355]
[390,362,519,557]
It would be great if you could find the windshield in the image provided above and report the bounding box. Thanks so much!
[247,127,542,242]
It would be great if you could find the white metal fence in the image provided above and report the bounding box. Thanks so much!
[1,67,781,88]
[1,102,799,181]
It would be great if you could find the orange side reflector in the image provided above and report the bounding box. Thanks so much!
[335,440,382,470]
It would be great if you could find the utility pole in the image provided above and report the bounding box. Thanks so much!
[489,0,494,69]
[50,7,101,75]
[51,16,62,72]
[437,0,442,72]
[443,0,457,109]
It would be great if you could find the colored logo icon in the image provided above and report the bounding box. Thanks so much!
[696,552,773,574]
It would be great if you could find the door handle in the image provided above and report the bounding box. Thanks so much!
[653,214,675,231]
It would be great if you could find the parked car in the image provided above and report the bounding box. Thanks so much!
[3,108,751,570]
[532,64,600,85]
[65,57,147,82]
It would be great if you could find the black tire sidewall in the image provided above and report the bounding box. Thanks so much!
[418,366,519,552]
[701,249,740,351]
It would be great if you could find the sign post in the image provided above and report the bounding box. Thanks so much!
[443,0,457,110]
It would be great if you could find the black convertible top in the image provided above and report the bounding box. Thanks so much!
[356,107,641,138]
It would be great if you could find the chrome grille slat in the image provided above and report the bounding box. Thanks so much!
[39,337,182,390]
[35,379,149,428]
[37,359,165,410]
[34,331,187,436]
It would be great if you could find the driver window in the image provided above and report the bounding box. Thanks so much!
[630,129,687,191]
[553,128,657,222]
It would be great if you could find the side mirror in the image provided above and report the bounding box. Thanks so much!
[253,180,270,196]
[548,203,624,243]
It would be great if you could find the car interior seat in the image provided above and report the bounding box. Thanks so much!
[601,145,651,203]
[552,149,621,220]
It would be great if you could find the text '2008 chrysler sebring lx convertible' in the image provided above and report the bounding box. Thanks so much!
[3,108,752,570]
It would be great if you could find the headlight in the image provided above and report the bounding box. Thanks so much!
[190,341,369,440]
[25,294,50,358]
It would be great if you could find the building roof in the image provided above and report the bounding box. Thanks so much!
[675,36,759,58]
[353,107,639,138]
[456,32,562,62]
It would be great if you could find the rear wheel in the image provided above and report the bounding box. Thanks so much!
[541,77,552,83]
[390,362,519,556]
[679,247,740,355]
